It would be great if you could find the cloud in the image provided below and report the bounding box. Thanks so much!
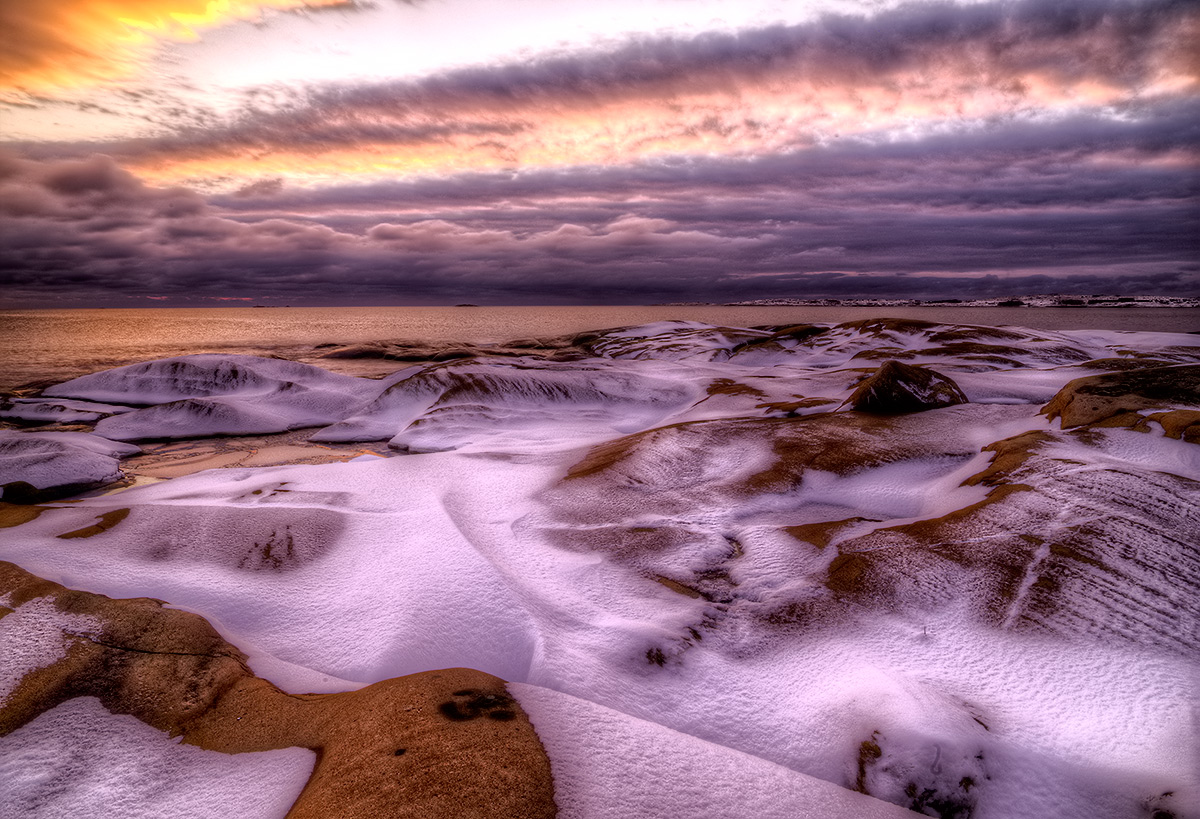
[0,151,205,219]
[0,0,353,95]
[45,0,1190,188]
[2,113,1196,308]
[0,0,1196,308]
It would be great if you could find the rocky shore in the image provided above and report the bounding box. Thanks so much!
[2,318,1198,818]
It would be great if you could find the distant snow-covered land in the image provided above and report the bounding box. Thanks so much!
[2,318,1198,818]
[722,295,1200,308]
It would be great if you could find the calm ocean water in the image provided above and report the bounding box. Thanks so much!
[2,305,1198,391]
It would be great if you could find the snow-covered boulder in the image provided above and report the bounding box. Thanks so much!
[313,358,699,451]
[1041,363,1200,428]
[44,355,381,440]
[0,397,135,425]
[0,431,140,501]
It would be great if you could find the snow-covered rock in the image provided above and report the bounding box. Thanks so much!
[0,397,135,424]
[0,431,139,501]
[313,358,701,451]
[0,698,315,819]
[2,320,1199,819]
[44,355,381,440]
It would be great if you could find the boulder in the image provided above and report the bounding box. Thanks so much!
[844,360,968,414]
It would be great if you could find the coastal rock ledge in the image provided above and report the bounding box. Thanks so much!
[0,562,557,819]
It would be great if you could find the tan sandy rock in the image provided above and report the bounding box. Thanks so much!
[0,563,556,819]
[1041,363,1200,428]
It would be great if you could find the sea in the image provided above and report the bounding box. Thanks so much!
[2,305,1198,392]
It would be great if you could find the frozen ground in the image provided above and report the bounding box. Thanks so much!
[1,318,1198,818]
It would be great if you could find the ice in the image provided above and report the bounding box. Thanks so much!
[0,697,314,819]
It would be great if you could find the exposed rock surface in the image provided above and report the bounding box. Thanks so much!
[0,562,557,819]
[1041,363,1200,428]
[844,360,968,414]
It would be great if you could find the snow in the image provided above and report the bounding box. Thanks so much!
[313,358,700,451]
[0,455,545,686]
[0,697,315,819]
[44,354,374,406]
[2,319,1199,818]
[0,397,135,424]
[511,682,917,818]
[0,430,139,495]
[45,354,380,440]
[0,597,101,706]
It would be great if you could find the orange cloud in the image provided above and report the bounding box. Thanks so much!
[22,0,1198,192]
[124,61,1177,190]
[0,0,348,94]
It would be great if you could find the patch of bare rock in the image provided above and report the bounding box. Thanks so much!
[844,360,968,414]
[1041,363,1200,434]
[0,562,557,819]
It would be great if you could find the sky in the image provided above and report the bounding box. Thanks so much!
[0,0,1197,306]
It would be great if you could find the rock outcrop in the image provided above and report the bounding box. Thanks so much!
[1041,363,1200,429]
[844,360,968,414]
[0,563,557,819]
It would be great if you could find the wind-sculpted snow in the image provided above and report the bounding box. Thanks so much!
[0,431,140,501]
[45,354,372,406]
[0,698,315,819]
[314,358,702,451]
[581,318,1200,372]
[44,354,380,441]
[0,397,135,424]
[1,319,1199,818]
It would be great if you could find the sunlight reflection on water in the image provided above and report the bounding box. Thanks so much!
[1,305,1197,390]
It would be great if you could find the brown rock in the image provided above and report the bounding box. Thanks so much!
[0,562,556,819]
[1041,364,1200,428]
[844,360,968,414]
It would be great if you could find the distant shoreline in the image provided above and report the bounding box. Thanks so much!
[670,295,1200,309]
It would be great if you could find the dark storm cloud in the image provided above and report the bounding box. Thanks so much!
[211,99,1200,217]
[1,106,1196,307]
